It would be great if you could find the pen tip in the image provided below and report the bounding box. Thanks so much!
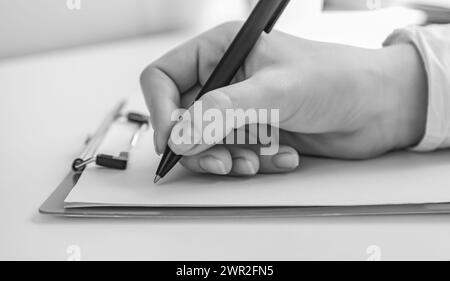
[154,175,161,184]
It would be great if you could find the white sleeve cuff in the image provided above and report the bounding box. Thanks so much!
[383,24,450,152]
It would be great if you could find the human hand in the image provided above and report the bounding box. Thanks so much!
[140,22,427,176]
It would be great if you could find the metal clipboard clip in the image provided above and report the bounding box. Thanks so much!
[71,100,149,172]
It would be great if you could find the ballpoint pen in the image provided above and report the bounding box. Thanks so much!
[154,0,290,183]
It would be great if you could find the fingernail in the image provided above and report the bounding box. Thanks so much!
[199,156,228,175]
[273,152,299,169]
[177,114,202,144]
[169,119,201,154]
[153,132,162,155]
[233,158,257,175]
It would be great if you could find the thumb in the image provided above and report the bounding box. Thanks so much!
[168,79,279,156]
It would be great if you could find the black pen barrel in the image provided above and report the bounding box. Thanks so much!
[197,0,290,99]
[155,0,290,181]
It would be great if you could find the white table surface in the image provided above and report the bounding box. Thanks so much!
[1,28,450,261]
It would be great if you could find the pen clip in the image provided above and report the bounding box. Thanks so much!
[264,0,290,33]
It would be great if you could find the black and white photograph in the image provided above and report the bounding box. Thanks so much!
[1,0,450,264]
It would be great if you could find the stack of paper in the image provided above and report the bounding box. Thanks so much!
[64,119,450,209]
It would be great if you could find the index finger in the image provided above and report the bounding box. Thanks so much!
[139,22,241,154]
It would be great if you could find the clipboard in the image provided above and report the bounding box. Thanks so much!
[39,101,450,218]
[39,169,450,218]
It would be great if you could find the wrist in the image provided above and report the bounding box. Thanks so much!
[377,43,428,150]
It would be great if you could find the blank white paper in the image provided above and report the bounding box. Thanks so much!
[64,117,450,208]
